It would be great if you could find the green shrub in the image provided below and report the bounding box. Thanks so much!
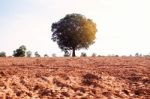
[26,51,32,57]
[35,51,40,57]
[64,50,70,57]
[44,54,49,57]
[0,52,6,57]
[81,52,87,57]
[13,45,26,57]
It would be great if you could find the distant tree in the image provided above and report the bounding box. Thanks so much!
[81,52,87,57]
[44,54,49,57]
[115,55,119,57]
[0,52,6,57]
[52,53,56,57]
[135,53,142,57]
[97,55,102,57]
[64,50,70,57]
[13,45,26,57]
[35,51,40,57]
[26,51,32,57]
[91,53,96,57]
[51,13,97,57]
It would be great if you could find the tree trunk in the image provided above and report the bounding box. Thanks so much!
[72,48,76,57]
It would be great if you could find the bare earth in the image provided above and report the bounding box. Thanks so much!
[0,57,149,99]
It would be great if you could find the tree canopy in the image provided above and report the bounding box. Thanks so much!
[0,52,6,57]
[13,45,26,57]
[34,51,40,57]
[26,51,32,57]
[51,13,97,57]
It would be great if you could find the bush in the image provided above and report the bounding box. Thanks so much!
[13,45,26,57]
[64,50,70,57]
[0,52,6,57]
[135,53,142,57]
[35,51,40,57]
[44,54,49,57]
[52,53,56,57]
[81,52,87,57]
[26,51,32,57]
[115,55,119,57]
[91,53,96,57]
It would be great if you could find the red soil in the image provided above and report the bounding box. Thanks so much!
[0,57,149,99]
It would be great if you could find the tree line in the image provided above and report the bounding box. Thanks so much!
[0,45,97,57]
[0,46,150,57]
[0,45,39,57]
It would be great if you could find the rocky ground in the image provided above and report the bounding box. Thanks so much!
[0,57,149,99]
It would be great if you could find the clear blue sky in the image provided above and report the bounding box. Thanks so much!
[0,0,150,56]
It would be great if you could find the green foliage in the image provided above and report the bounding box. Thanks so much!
[135,53,139,57]
[13,45,26,57]
[51,13,97,57]
[0,52,6,57]
[35,51,40,57]
[135,53,142,57]
[26,51,32,57]
[64,50,70,57]
[81,52,87,57]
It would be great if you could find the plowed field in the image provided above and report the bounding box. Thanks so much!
[0,57,149,99]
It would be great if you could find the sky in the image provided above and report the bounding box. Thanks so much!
[0,0,150,56]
